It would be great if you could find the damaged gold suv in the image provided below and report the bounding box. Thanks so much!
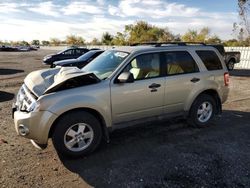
[13,42,229,157]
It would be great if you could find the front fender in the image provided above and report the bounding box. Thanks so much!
[39,83,112,129]
[49,95,111,127]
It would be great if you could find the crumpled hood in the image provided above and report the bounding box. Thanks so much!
[24,67,99,97]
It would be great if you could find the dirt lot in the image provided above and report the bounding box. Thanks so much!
[0,50,250,188]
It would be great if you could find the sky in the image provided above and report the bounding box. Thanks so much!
[0,0,239,42]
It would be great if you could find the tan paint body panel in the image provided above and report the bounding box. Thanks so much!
[111,77,165,124]
[14,110,58,144]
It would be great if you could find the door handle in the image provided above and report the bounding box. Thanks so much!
[190,78,200,83]
[148,83,161,89]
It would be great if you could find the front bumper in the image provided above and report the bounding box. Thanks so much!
[13,107,58,145]
[43,61,51,65]
[43,58,52,65]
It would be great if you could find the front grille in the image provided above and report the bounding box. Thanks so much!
[16,84,36,112]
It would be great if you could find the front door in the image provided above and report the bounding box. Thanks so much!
[111,52,165,124]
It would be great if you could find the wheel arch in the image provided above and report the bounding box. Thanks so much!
[226,58,236,70]
[186,89,222,116]
[48,108,110,142]
[228,57,236,63]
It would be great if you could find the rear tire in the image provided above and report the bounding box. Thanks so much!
[227,60,235,71]
[187,94,216,128]
[52,111,102,158]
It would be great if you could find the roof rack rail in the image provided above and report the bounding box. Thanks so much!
[130,42,206,47]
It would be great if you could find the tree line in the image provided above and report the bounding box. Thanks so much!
[0,21,249,47]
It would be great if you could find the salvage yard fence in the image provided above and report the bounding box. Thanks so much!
[42,46,250,69]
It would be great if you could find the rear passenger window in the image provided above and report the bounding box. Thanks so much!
[63,49,73,55]
[164,51,199,76]
[196,50,222,70]
[75,49,82,55]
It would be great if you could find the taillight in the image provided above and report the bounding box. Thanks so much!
[224,72,229,86]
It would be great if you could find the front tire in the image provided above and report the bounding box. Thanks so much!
[187,94,216,128]
[52,111,102,158]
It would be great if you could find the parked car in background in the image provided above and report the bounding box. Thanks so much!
[0,45,18,51]
[0,45,38,52]
[208,44,241,71]
[43,47,89,65]
[51,50,104,68]
[17,46,38,51]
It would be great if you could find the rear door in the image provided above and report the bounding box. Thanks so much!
[163,51,201,113]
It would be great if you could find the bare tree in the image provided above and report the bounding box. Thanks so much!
[238,0,250,36]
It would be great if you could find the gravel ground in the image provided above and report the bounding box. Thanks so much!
[0,50,250,188]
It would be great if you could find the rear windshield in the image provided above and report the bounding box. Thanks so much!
[196,50,222,70]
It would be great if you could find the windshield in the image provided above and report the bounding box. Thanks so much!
[82,50,129,79]
[77,51,96,61]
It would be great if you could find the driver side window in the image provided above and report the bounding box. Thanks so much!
[123,53,160,80]
[63,49,73,55]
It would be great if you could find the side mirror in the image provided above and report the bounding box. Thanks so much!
[117,72,134,83]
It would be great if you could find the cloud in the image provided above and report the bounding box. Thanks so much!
[108,0,200,18]
[67,17,133,41]
[27,1,60,17]
[152,13,237,38]
[107,0,237,39]
[142,0,162,6]
[62,1,104,15]
[0,0,238,41]
[108,5,120,16]
[0,16,133,42]
[0,18,67,41]
[0,2,24,13]
[96,0,105,5]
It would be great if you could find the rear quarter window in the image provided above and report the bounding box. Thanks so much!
[196,50,223,70]
[63,49,73,55]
